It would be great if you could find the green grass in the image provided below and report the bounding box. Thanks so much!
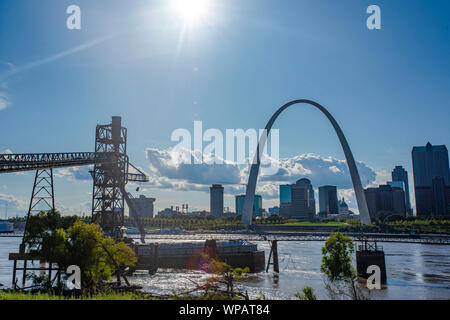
[272,221,347,226]
[0,291,154,300]
[0,291,243,300]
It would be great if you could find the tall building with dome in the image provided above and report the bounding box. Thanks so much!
[338,197,349,215]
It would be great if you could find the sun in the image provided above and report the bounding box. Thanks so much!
[172,0,209,26]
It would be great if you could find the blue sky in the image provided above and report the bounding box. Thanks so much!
[1,0,449,217]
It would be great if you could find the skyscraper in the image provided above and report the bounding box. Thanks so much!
[210,184,224,218]
[235,194,262,218]
[392,166,412,215]
[364,184,406,218]
[290,178,315,221]
[280,184,292,205]
[319,185,339,216]
[412,142,450,217]
[432,177,447,216]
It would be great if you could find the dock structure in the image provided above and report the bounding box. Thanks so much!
[355,239,387,284]
[0,117,151,288]
[266,240,280,275]
[8,245,63,289]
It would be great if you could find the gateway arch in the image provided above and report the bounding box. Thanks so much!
[241,99,371,226]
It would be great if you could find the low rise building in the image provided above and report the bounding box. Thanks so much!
[130,195,155,218]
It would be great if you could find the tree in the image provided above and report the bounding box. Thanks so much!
[24,211,137,292]
[321,232,365,300]
[23,210,78,251]
[211,260,249,295]
[294,286,317,300]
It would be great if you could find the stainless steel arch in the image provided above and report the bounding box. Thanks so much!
[241,99,371,225]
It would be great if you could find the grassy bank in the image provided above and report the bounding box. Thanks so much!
[272,221,346,227]
[337,218,450,234]
[0,291,155,300]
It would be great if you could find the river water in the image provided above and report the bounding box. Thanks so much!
[1,237,449,300]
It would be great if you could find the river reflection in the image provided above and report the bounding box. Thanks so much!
[1,237,449,299]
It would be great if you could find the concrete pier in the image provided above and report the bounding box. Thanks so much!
[356,240,387,284]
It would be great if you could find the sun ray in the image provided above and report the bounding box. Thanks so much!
[172,0,209,26]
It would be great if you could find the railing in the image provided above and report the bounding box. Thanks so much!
[357,243,383,252]
[122,232,450,245]
[3,231,450,245]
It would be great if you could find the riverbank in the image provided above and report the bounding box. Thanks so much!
[0,291,152,300]
[2,238,450,300]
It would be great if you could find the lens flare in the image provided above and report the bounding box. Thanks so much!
[173,0,209,25]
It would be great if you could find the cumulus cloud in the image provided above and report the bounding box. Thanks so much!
[49,146,379,211]
[0,92,9,111]
[55,166,92,181]
[0,193,27,212]
[369,169,392,187]
[144,148,378,202]
[146,147,241,185]
[258,153,376,189]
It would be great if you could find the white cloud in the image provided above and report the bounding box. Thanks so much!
[1,149,12,154]
[337,188,357,210]
[48,146,382,214]
[54,201,90,216]
[146,147,241,185]
[0,92,9,111]
[144,148,378,202]
[0,193,27,213]
[0,61,14,111]
[369,169,391,187]
[55,166,92,181]
[329,166,341,173]
[258,153,377,189]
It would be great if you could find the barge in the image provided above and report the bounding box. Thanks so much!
[128,239,265,274]
[0,221,14,233]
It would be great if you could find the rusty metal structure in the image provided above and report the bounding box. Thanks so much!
[91,116,129,239]
[0,116,148,242]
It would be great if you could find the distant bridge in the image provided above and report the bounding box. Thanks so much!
[125,232,450,245]
[3,232,449,245]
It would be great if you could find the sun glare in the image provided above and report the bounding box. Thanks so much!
[173,0,209,25]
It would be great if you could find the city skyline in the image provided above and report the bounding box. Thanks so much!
[1,1,450,217]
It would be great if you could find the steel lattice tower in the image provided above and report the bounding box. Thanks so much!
[22,169,55,240]
[0,116,148,242]
[91,116,128,239]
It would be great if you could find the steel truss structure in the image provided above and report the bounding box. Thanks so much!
[0,152,112,173]
[22,169,55,237]
[124,232,450,245]
[91,116,129,239]
[0,116,148,241]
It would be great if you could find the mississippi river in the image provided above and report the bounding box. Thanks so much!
[1,237,449,299]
